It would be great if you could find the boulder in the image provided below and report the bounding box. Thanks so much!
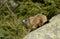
[23,14,60,39]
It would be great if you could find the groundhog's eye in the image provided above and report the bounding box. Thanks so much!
[25,19,27,21]
[25,18,30,22]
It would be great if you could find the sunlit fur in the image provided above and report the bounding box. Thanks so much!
[23,14,47,30]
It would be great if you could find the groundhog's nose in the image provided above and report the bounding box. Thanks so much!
[23,20,25,23]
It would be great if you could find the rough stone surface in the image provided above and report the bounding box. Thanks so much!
[23,14,60,39]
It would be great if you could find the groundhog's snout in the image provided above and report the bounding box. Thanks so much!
[23,20,25,23]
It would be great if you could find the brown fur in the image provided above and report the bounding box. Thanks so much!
[23,14,47,30]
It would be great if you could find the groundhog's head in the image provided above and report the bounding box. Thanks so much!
[22,17,34,26]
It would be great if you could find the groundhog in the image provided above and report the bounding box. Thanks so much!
[23,14,47,31]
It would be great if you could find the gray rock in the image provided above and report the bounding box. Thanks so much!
[23,14,60,39]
